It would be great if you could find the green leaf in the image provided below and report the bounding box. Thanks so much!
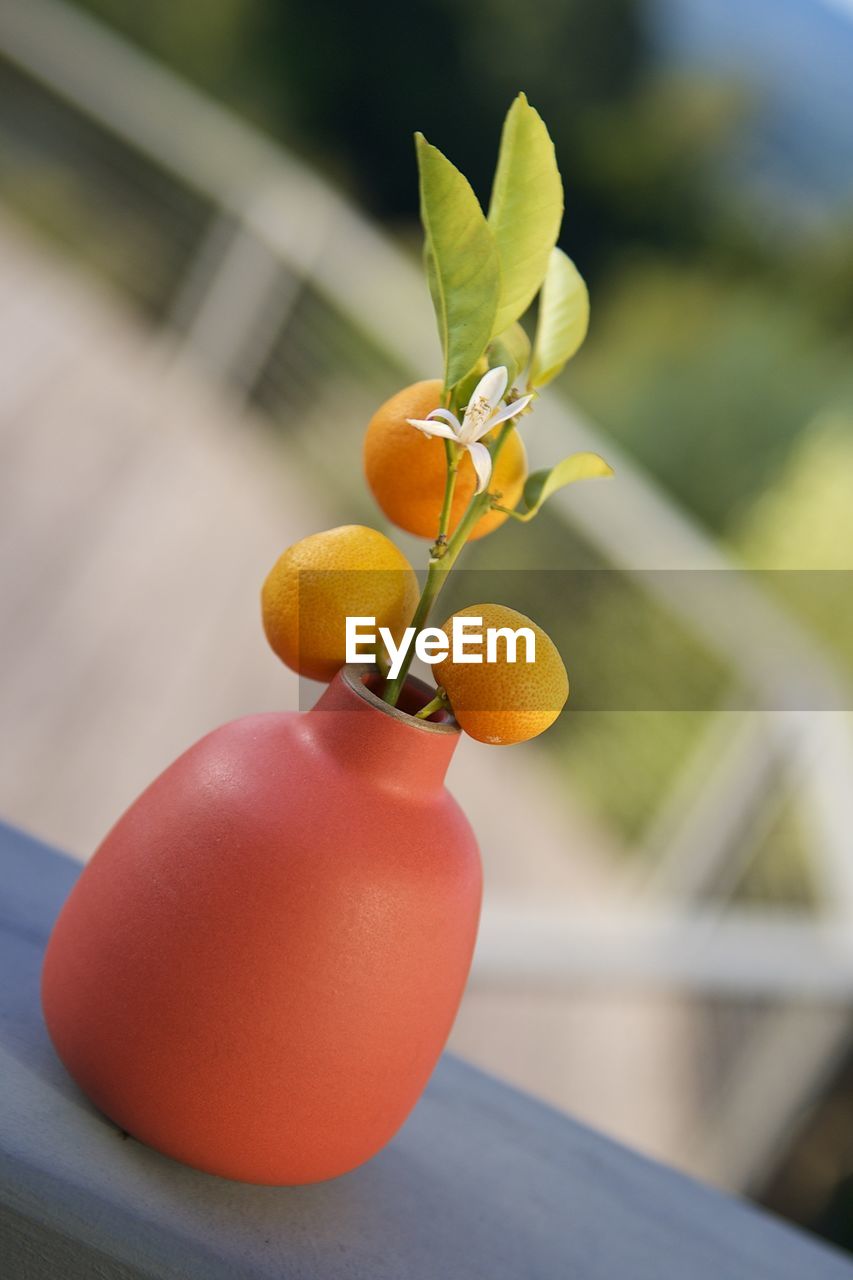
[452,323,530,410]
[504,452,613,521]
[488,93,563,337]
[452,358,489,414]
[529,249,589,388]
[416,133,501,391]
[487,322,531,388]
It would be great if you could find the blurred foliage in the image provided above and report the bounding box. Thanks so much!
[566,263,853,531]
[735,795,816,909]
[248,0,646,269]
[734,417,853,682]
[760,1067,853,1251]
[737,416,853,571]
[0,57,209,314]
[72,0,251,98]
[72,0,749,280]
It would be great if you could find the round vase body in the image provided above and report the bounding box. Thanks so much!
[41,668,481,1184]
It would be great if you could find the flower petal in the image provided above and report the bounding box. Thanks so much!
[478,393,535,436]
[426,408,463,431]
[465,441,493,494]
[406,416,460,441]
[460,366,509,443]
[473,365,509,411]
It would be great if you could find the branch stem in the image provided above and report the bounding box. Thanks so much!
[381,418,519,707]
[435,440,461,551]
[414,689,449,720]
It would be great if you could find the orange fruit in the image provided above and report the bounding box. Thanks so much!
[364,379,527,541]
[262,525,419,682]
[434,604,568,745]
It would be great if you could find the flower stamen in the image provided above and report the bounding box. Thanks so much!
[405,366,534,493]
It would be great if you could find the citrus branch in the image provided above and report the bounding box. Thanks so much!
[381,417,519,707]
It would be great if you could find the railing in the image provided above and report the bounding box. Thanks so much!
[2,0,852,1191]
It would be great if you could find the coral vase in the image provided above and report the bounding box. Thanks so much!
[41,665,482,1184]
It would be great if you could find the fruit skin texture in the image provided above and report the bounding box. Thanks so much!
[435,604,569,746]
[261,525,419,682]
[41,667,481,1185]
[364,380,528,541]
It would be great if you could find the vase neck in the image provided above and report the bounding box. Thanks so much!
[305,666,459,794]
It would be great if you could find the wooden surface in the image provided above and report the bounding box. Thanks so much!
[1,820,851,1279]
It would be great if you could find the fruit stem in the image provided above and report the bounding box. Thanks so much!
[414,688,450,720]
[380,490,490,707]
[434,441,461,554]
[381,418,518,708]
[381,559,453,706]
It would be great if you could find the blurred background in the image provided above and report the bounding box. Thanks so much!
[1,0,853,1249]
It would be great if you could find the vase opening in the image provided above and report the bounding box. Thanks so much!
[357,668,455,725]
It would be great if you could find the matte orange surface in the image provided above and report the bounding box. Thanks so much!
[41,669,482,1185]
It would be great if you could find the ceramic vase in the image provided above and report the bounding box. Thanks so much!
[42,665,482,1184]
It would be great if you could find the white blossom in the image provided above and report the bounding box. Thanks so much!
[406,366,532,494]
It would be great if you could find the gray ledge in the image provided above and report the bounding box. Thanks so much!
[1,820,851,1279]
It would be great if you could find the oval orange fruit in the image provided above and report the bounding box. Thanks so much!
[364,380,527,542]
[434,603,569,745]
[262,525,419,682]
